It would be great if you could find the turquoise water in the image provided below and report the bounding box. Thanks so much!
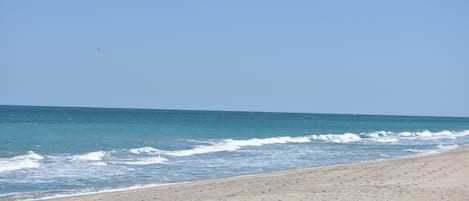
[1,105,469,200]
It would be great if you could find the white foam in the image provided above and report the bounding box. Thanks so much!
[129,136,312,157]
[365,131,398,143]
[0,151,44,172]
[129,147,162,155]
[373,138,398,143]
[397,130,469,140]
[126,130,469,158]
[129,134,363,157]
[113,157,168,165]
[91,162,108,166]
[309,133,362,143]
[362,130,469,142]
[404,144,460,156]
[404,148,439,155]
[168,136,312,157]
[404,149,423,153]
[398,132,413,137]
[70,151,109,161]
[436,144,459,151]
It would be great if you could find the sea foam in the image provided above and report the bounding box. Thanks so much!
[70,151,109,161]
[169,136,313,157]
[0,151,44,172]
[112,157,168,165]
[398,130,469,140]
[130,136,312,157]
[309,133,361,143]
[405,144,460,156]
[129,147,162,155]
[363,130,469,142]
[128,130,469,157]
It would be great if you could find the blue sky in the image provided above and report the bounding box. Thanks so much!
[2,0,469,116]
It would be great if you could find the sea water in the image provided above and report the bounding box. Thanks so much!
[1,105,469,200]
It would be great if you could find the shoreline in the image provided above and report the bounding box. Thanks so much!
[47,146,469,201]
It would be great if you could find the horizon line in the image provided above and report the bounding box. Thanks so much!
[1,104,468,119]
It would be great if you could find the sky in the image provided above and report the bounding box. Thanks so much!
[1,0,469,117]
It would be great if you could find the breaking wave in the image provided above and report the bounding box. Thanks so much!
[130,136,311,157]
[3,130,467,173]
[0,151,44,172]
[70,151,110,161]
[309,133,361,143]
[129,130,469,157]
[111,157,168,165]
[129,147,162,155]
[397,130,469,140]
[405,144,460,155]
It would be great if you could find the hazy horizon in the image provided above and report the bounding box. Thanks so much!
[2,104,469,118]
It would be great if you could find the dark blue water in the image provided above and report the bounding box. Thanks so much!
[1,105,469,200]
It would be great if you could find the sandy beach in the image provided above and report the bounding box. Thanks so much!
[48,146,469,201]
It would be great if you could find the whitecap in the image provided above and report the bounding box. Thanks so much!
[112,157,168,165]
[0,151,44,172]
[126,130,469,158]
[404,149,428,153]
[166,136,311,157]
[129,147,162,155]
[70,151,109,161]
[365,131,398,143]
[91,162,108,166]
[397,130,469,140]
[404,144,460,156]
[364,130,469,142]
[309,133,361,143]
[129,136,312,157]
[436,144,459,150]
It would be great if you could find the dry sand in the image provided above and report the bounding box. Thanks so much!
[50,147,469,201]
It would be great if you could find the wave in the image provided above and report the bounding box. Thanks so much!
[130,136,312,157]
[129,133,361,157]
[309,133,361,143]
[111,157,168,165]
[397,130,469,140]
[363,130,469,142]
[0,151,44,172]
[129,147,162,155]
[128,130,469,157]
[68,150,167,165]
[363,131,399,143]
[436,144,460,150]
[70,151,110,161]
[169,136,312,157]
[405,144,460,156]
[4,130,463,172]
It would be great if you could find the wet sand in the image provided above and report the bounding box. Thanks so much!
[50,147,469,201]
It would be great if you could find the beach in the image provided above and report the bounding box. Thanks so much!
[49,146,469,201]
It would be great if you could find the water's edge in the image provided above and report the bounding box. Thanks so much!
[37,144,465,201]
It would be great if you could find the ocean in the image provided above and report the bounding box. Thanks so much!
[1,105,469,200]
